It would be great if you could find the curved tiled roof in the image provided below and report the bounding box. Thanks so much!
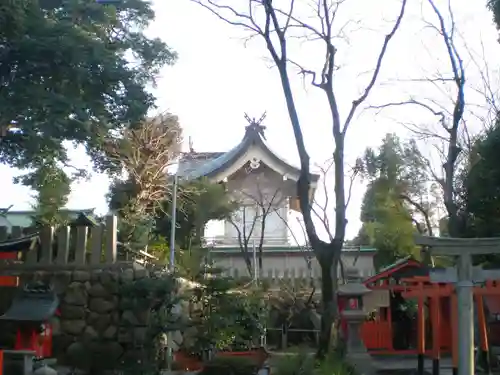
[178,124,320,182]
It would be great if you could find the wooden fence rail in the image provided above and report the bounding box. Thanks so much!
[0,215,119,271]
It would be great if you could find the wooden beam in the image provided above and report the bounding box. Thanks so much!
[414,235,500,256]
[430,268,500,283]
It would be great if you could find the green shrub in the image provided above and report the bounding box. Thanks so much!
[272,352,316,375]
[272,350,355,375]
[200,356,260,375]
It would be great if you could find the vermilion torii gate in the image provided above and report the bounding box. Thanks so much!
[415,235,500,375]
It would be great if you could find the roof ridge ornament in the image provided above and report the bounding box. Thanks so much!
[244,112,267,140]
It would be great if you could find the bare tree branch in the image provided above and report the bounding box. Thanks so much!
[191,0,408,357]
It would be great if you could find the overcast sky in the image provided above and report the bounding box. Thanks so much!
[0,0,498,240]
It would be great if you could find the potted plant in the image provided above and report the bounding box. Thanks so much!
[200,355,261,375]
[180,262,269,371]
[173,350,204,371]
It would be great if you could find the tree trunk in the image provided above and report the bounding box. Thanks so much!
[316,243,341,359]
[258,251,263,278]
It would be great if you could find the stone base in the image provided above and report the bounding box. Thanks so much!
[346,351,376,375]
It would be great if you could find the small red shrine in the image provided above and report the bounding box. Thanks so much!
[0,283,59,358]
[340,256,500,375]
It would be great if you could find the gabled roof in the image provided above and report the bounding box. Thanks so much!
[0,283,59,322]
[178,122,320,184]
[364,256,424,285]
[0,208,95,216]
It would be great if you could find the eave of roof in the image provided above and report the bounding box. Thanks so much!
[178,127,320,182]
[363,256,422,285]
[0,208,95,215]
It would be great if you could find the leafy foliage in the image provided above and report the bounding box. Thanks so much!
[0,0,176,171]
[183,263,267,357]
[154,178,237,250]
[460,123,500,237]
[272,350,354,375]
[356,181,419,268]
[107,113,182,250]
[355,134,435,267]
[458,121,500,265]
[488,0,500,32]
[200,356,261,375]
[17,162,73,225]
[119,273,182,374]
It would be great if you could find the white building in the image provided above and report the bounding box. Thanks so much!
[178,117,376,279]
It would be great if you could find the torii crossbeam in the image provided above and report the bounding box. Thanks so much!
[414,235,500,375]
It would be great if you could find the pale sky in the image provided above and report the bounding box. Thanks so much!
[0,0,498,240]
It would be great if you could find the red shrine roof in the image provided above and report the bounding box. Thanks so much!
[364,256,424,285]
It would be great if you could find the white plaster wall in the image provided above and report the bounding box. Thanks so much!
[222,165,295,245]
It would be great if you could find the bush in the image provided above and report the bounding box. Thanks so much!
[272,352,316,375]
[200,356,260,375]
[272,350,355,375]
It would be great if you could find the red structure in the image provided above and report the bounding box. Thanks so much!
[0,283,59,358]
[356,256,434,354]
[343,257,499,374]
[0,233,39,286]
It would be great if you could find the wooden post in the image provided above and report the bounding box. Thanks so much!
[451,293,458,375]
[457,254,474,375]
[105,215,117,263]
[385,279,393,351]
[0,227,7,241]
[90,224,104,265]
[11,226,22,261]
[417,286,426,375]
[281,324,287,350]
[476,293,491,374]
[74,226,88,265]
[40,226,54,265]
[431,293,441,375]
[56,226,70,264]
[25,235,39,264]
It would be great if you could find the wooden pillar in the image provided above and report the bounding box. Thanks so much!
[417,281,426,375]
[431,287,441,375]
[385,279,393,351]
[457,254,474,375]
[476,293,491,374]
[451,292,458,375]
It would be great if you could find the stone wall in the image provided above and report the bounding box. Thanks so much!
[21,265,152,371]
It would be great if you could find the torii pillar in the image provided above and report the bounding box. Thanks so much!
[414,236,500,375]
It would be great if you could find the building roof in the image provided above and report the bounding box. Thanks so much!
[178,121,320,183]
[0,208,95,215]
[0,284,59,322]
[363,256,425,285]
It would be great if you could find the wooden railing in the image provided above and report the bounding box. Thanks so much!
[0,215,119,271]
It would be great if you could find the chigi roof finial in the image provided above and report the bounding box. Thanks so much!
[244,112,267,140]
[188,136,195,153]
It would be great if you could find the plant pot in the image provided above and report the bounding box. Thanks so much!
[173,351,204,371]
[215,347,269,367]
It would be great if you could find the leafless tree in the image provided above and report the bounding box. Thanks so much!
[293,158,361,279]
[368,0,469,236]
[191,0,408,356]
